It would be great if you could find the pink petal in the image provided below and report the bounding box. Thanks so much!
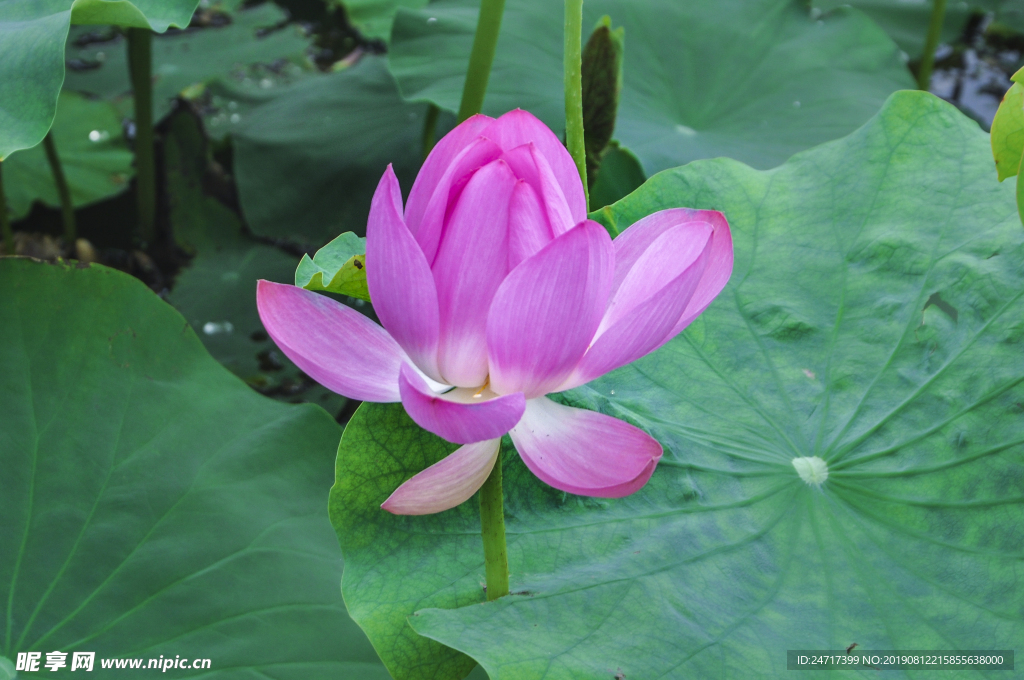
[566,225,712,388]
[432,159,517,387]
[381,438,500,515]
[487,220,614,398]
[502,143,576,237]
[602,222,712,331]
[510,397,662,497]
[405,113,493,236]
[256,281,405,402]
[366,166,442,382]
[412,136,503,264]
[508,181,553,272]
[483,110,586,225]
[609,209,733,336]
[672,213,733,335]
[399,364,525,444]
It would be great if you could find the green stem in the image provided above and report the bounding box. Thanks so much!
[564,0,589,211]
[42,132,76,245]
[479,455,509,601]
[917,0,947,91]
[422,103,441,160]
[128,28,156,245]
[457,0,506,122]
[0,162,12,255]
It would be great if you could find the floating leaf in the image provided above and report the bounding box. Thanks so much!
[341,0,428,42]
[332,92,1023,680]
[0,257,389,678]
[0,0,198,158]
[163,106,348,415]
[388,0,914,173]
[63,3,312,125]
[230,56,438,244]
[812,0,971,57]
[814,0,1024,55]
[2,91,133,220]
[295,232,370,300]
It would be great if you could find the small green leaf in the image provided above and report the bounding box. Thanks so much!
[1,258,390,678]
[581,16,624,187]
[295,232,370,301]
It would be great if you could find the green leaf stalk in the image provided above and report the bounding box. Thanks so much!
[422,103,441,160]
[564,0,589,210]
[42,132,76,245]
[917,0,947,90]
[0,162,11,255]
[479,456,509,601]
[457,0,507,122]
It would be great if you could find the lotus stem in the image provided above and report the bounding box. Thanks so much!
[422,103,441,160]
[479,454,509,601]
[0,161,12,255]
[127,27,156,245]
[564,0,589,210]
[457,0,506,122]
[917,0,947,90]
[42,132,76,245]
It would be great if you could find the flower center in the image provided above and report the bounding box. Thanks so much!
[472,376,491,399]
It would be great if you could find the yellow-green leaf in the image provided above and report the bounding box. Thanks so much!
[991,81,1024,181]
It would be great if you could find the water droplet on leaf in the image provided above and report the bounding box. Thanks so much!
[203,321,235,335]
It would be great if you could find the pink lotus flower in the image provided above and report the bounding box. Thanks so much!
[257,110,732,515]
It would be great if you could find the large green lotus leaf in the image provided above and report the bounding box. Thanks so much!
[0,257,389,678]
[162,106,348,415]
[330,405,503,680]
[63,3,311,124]
[332,91,1024,680]
[341,0,427,41]
[231,56,435,245]
[0,0,197,159]
[388,0,914,174]
[2,91,132,220]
